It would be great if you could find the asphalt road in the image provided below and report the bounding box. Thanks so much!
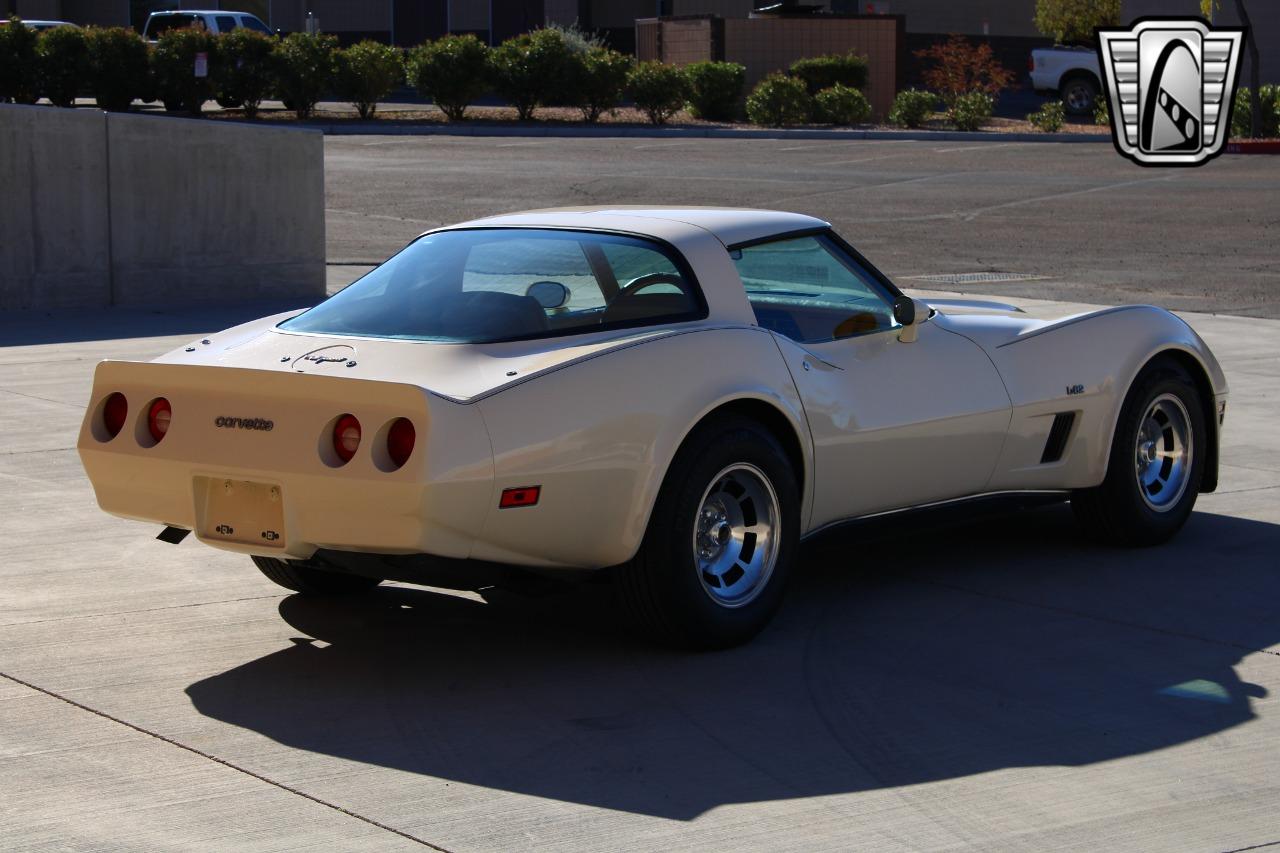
[324,136,1280,317]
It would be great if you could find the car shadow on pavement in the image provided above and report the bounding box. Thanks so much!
[186,504,1276,820]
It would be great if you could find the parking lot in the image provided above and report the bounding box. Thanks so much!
[325,136,1280,315]
[2,137,1279,851]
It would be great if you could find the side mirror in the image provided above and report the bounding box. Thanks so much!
[894,296,927,343]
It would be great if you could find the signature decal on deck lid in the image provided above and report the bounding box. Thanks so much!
[293,344,357,370]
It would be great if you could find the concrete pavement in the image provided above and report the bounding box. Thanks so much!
[1,291,1277,851]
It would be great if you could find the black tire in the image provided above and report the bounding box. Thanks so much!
[162,98,183,112]
[251,556,381,595]
[616,415,800,650]
[1072,357,1206,546]
[216,96,242,109]
[1060,74,1099,115]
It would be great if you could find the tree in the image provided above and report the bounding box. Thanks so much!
[1034,0,1122,45]
[914,35,1015,106]
[1203,0,1262,138]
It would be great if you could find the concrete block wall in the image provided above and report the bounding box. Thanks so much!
[0,107,111,311]
[724,17,900,118]
[637,16,901,119]
[0,104,325,312]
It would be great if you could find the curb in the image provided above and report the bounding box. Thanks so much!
[1226,140,1280,154]
[311,123,1112,143]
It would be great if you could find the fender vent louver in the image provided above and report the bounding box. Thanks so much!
[1040,412,1076,464]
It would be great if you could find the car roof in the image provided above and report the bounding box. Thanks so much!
[452,207,829,248]
[148,9,254,15]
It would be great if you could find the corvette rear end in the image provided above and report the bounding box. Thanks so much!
[77,359,493,561]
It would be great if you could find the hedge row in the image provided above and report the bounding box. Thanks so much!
[1,19,883,127]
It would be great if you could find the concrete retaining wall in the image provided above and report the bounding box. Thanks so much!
[0,104,325,312]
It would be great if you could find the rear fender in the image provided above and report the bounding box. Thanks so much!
[472,327,810,569]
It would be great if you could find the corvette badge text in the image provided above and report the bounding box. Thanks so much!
[1096,17,1246,166]
[214,416,275,431]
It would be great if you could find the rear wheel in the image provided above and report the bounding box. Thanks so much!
[252,556,381,595]
[1072,358,1205,545]
[1060,74,1099,115]
[617,415,799,649]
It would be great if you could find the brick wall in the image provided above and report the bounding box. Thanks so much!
[724,17,899,117]
[663,18,716,65]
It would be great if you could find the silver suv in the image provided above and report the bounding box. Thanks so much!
[142,10,272,42]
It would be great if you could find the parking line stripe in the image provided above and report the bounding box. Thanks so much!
[0,669,454,851]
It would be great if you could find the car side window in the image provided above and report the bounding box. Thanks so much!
[732,234,897,344]
[242,16,272,33]
[216,15,238,32]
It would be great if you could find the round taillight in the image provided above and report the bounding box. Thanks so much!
[102,392,128,439]
[387,418,415,469]
[333,414,361,463]
[148,398,172,443]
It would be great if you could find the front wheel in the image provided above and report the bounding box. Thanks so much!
[616,415,799,649]
[252,556,382,595]
[1072,358,1206,546]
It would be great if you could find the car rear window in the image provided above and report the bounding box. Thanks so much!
[280,228,704,343]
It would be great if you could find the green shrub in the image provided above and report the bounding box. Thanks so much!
[488,27,574,120]
[84,27,148,112]
[1027,99,1065,132]
[152,26,219,115]
[335,40,402,119]
[273,32,337,119]
[214,28,275,118]
[948,90,993,131]
[788,52,869,95]
[0,16,40,104]
[888,88,937,128]
[1230,85,1280,139]
[36,24,88,108]
[683,60,745,121]
[568,46,631,123]
[746,73,812,127]
[626,61,688,125]
[407,34,488,122]
[1094,93,1109,126]
[814,83,871,125]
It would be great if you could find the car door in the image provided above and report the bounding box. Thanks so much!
[732,233,1011,529]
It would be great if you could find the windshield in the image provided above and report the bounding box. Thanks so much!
[280,228,703,344]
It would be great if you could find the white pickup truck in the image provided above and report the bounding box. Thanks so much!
[1030,45,1102,115]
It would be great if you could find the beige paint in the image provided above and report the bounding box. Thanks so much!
[77,208,1228,572]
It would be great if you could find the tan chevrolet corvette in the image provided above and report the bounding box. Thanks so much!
[79,208,1228,648]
